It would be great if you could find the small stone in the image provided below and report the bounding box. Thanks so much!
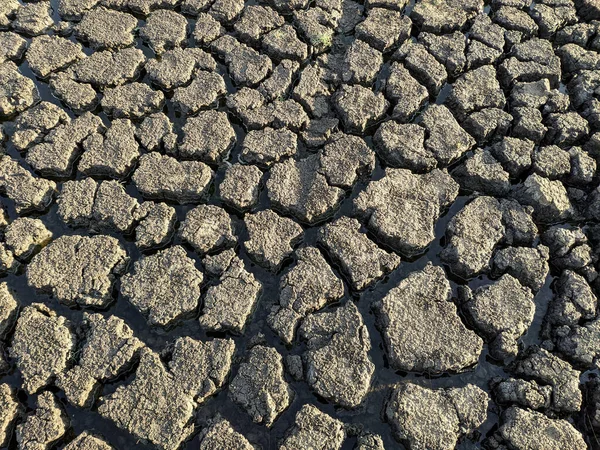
[76,7,137,49]
[386,383,489,450]
[26,35,84,78]
[241,127,297,168]
[133,202,176,250]
[0,156,55,213]
[16,391,69,450]
[219,163,262,211]
[140,9,188,54]
[198,417,254,450]
[199,257,261,334]
[121,246,203,327]
[10,304,74,394]
[354,168,458,256]
[79,119,140,179]
[179,205,235,255]
[13,3,54,36]
[57,313,143,408]
[229,345,293,426]
[280,405,345,450]
[4,218,52,261]
[71,47,145,88]
[132,152,214,203]
[243,210,303,272]
[27,235,128,308]
[0,62,40,118]
[178,110,234,162]
[299,301,375,408]
[101,83,165,119]
[333,84,388,133]
[421,104,475,166]
[318,216,401,290]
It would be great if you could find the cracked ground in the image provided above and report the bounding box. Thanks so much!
[1,0,600,448]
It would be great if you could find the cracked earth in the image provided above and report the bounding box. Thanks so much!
[1,0,600,449]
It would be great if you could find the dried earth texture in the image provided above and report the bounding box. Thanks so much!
[0,1,600,449]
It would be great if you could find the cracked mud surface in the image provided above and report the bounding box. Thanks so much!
[1,0,600,449]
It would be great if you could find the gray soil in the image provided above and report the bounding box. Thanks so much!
[0,0,600,449]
